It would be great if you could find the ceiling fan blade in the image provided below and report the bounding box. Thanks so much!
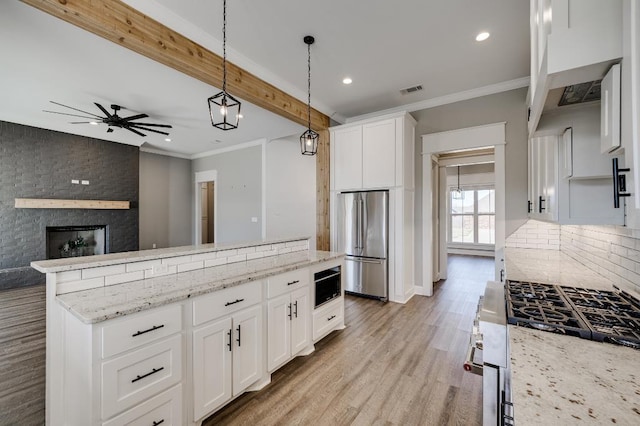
[94,103,112,118]
[43,110,101,120]
[69,121,94,124]
[122,113,149,122]
[49,101,103,118]
[124,127,146,137]
[128,125,170,135]
[130,122,173,128]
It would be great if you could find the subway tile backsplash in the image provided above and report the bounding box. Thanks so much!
[505,220,561,250]
[508,220,640,294]
[55,239,310,295]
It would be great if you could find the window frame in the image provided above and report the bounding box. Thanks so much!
[448,184,495,248]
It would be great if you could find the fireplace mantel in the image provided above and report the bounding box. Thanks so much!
[14,198,129,210]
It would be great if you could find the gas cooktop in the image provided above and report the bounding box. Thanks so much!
[506,280,640,349]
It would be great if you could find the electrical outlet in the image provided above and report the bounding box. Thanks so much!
[71,179,79,184]
[251,217,258,223]
[81,180,89,185]
[152,243,157,249]
[152,264,169,275]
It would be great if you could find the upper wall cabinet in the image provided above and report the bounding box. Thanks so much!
[330,112,416,192]
[528,0,623,135]
[601,63,622,153]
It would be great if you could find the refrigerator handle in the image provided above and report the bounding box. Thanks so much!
[354,196,360,250]
[359,196,365,252]
[345,256,384,265]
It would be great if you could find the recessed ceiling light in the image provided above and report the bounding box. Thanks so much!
[342,77,353,85]
[89,121,98,125]
[164,138,171,142]
[476,32,490,42]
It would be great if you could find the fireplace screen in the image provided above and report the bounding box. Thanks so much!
[46,225,108,259]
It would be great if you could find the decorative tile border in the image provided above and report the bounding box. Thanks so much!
[54,239,310,295]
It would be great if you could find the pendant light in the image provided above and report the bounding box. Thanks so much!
[300,35,319,155]
[208,0,241,131]
[452,166,464,199]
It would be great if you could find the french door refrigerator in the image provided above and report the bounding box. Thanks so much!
[337,190,388,301]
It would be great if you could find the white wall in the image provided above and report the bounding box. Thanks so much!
[139,151,193,249]
[192,145,263,244]
[413,88,529,286]
[265,136,316,243]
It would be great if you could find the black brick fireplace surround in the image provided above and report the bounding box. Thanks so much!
[0,120,139,290]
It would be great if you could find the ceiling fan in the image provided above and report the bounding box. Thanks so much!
[44,101,172,137]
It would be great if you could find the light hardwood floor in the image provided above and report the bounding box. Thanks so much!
[0,255,492,426]
[204,255,493,426]
[0,284,46,426]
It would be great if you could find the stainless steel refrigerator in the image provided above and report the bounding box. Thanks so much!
[337,190,388,301]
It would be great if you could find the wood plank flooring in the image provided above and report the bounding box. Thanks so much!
[0,284,46,426]
[204,255,493,426]
[0,255,492,426]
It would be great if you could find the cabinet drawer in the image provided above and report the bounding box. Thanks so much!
[103,384,182,426]
[193,281,262,326]
[102,304,182,359]
[312,298,344,341]
[102,334,182,420]
[267,269,308,299]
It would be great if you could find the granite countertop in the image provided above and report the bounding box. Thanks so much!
[57,250,343,324]
[32,236,310,273]
[505,248,615,290]
[506,248,640,424]
[510,326,640,425]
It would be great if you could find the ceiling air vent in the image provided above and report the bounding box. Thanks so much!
[400,85,423,95]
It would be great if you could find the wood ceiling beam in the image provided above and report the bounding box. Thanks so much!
[19,0,330,131]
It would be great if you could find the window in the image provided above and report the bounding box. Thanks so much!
[450,187,495,245]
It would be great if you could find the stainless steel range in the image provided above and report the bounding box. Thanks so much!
[506,280,640,349]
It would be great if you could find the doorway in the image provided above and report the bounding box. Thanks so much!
[421,123,506,296]
[194,170,218,245]
[200,182,215,244]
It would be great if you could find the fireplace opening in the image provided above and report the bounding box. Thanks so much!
[46,225,109,259]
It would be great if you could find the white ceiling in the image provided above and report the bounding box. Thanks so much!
[0,0,530,157]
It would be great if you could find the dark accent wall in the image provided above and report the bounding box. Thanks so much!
[0,120,139,290]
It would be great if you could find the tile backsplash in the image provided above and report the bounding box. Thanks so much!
[508,220,640,294]
[505,220,561,250]
[561,225,640,294]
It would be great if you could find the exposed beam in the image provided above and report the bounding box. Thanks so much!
[316,130,330,251]
[20,0,330,131]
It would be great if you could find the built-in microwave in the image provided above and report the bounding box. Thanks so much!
[314,266,341,308]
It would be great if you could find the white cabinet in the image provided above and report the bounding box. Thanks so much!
[529,135,558,221]
[267,286,310,372]
[362,119,396,188]
[312,297,344,341]
[191,280,263,421]
[528,0,623,135]
[331,113,415,191]
[601,63,621,153]
[333,126,363,190]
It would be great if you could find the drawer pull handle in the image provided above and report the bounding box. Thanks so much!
[225,298,245,306]
[287,280,300,286]
[131,366,164,383]
[131,324,165,337]
[327,315,336,321]
[152,420,165,426]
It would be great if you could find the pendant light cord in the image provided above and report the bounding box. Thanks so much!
[222,0,227,93]
[307,41,311,131]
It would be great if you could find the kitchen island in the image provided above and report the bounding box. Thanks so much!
[505,248,640,425]
[32,237,345,425]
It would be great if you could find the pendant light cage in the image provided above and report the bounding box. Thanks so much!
[452,165,464,199]
[300,35,319,155]
[208,0,241,131]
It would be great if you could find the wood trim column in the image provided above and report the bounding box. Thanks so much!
[316,130,330,251]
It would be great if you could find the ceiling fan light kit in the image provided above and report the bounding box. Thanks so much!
[208,0,241,131]
[300,35,319,156]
